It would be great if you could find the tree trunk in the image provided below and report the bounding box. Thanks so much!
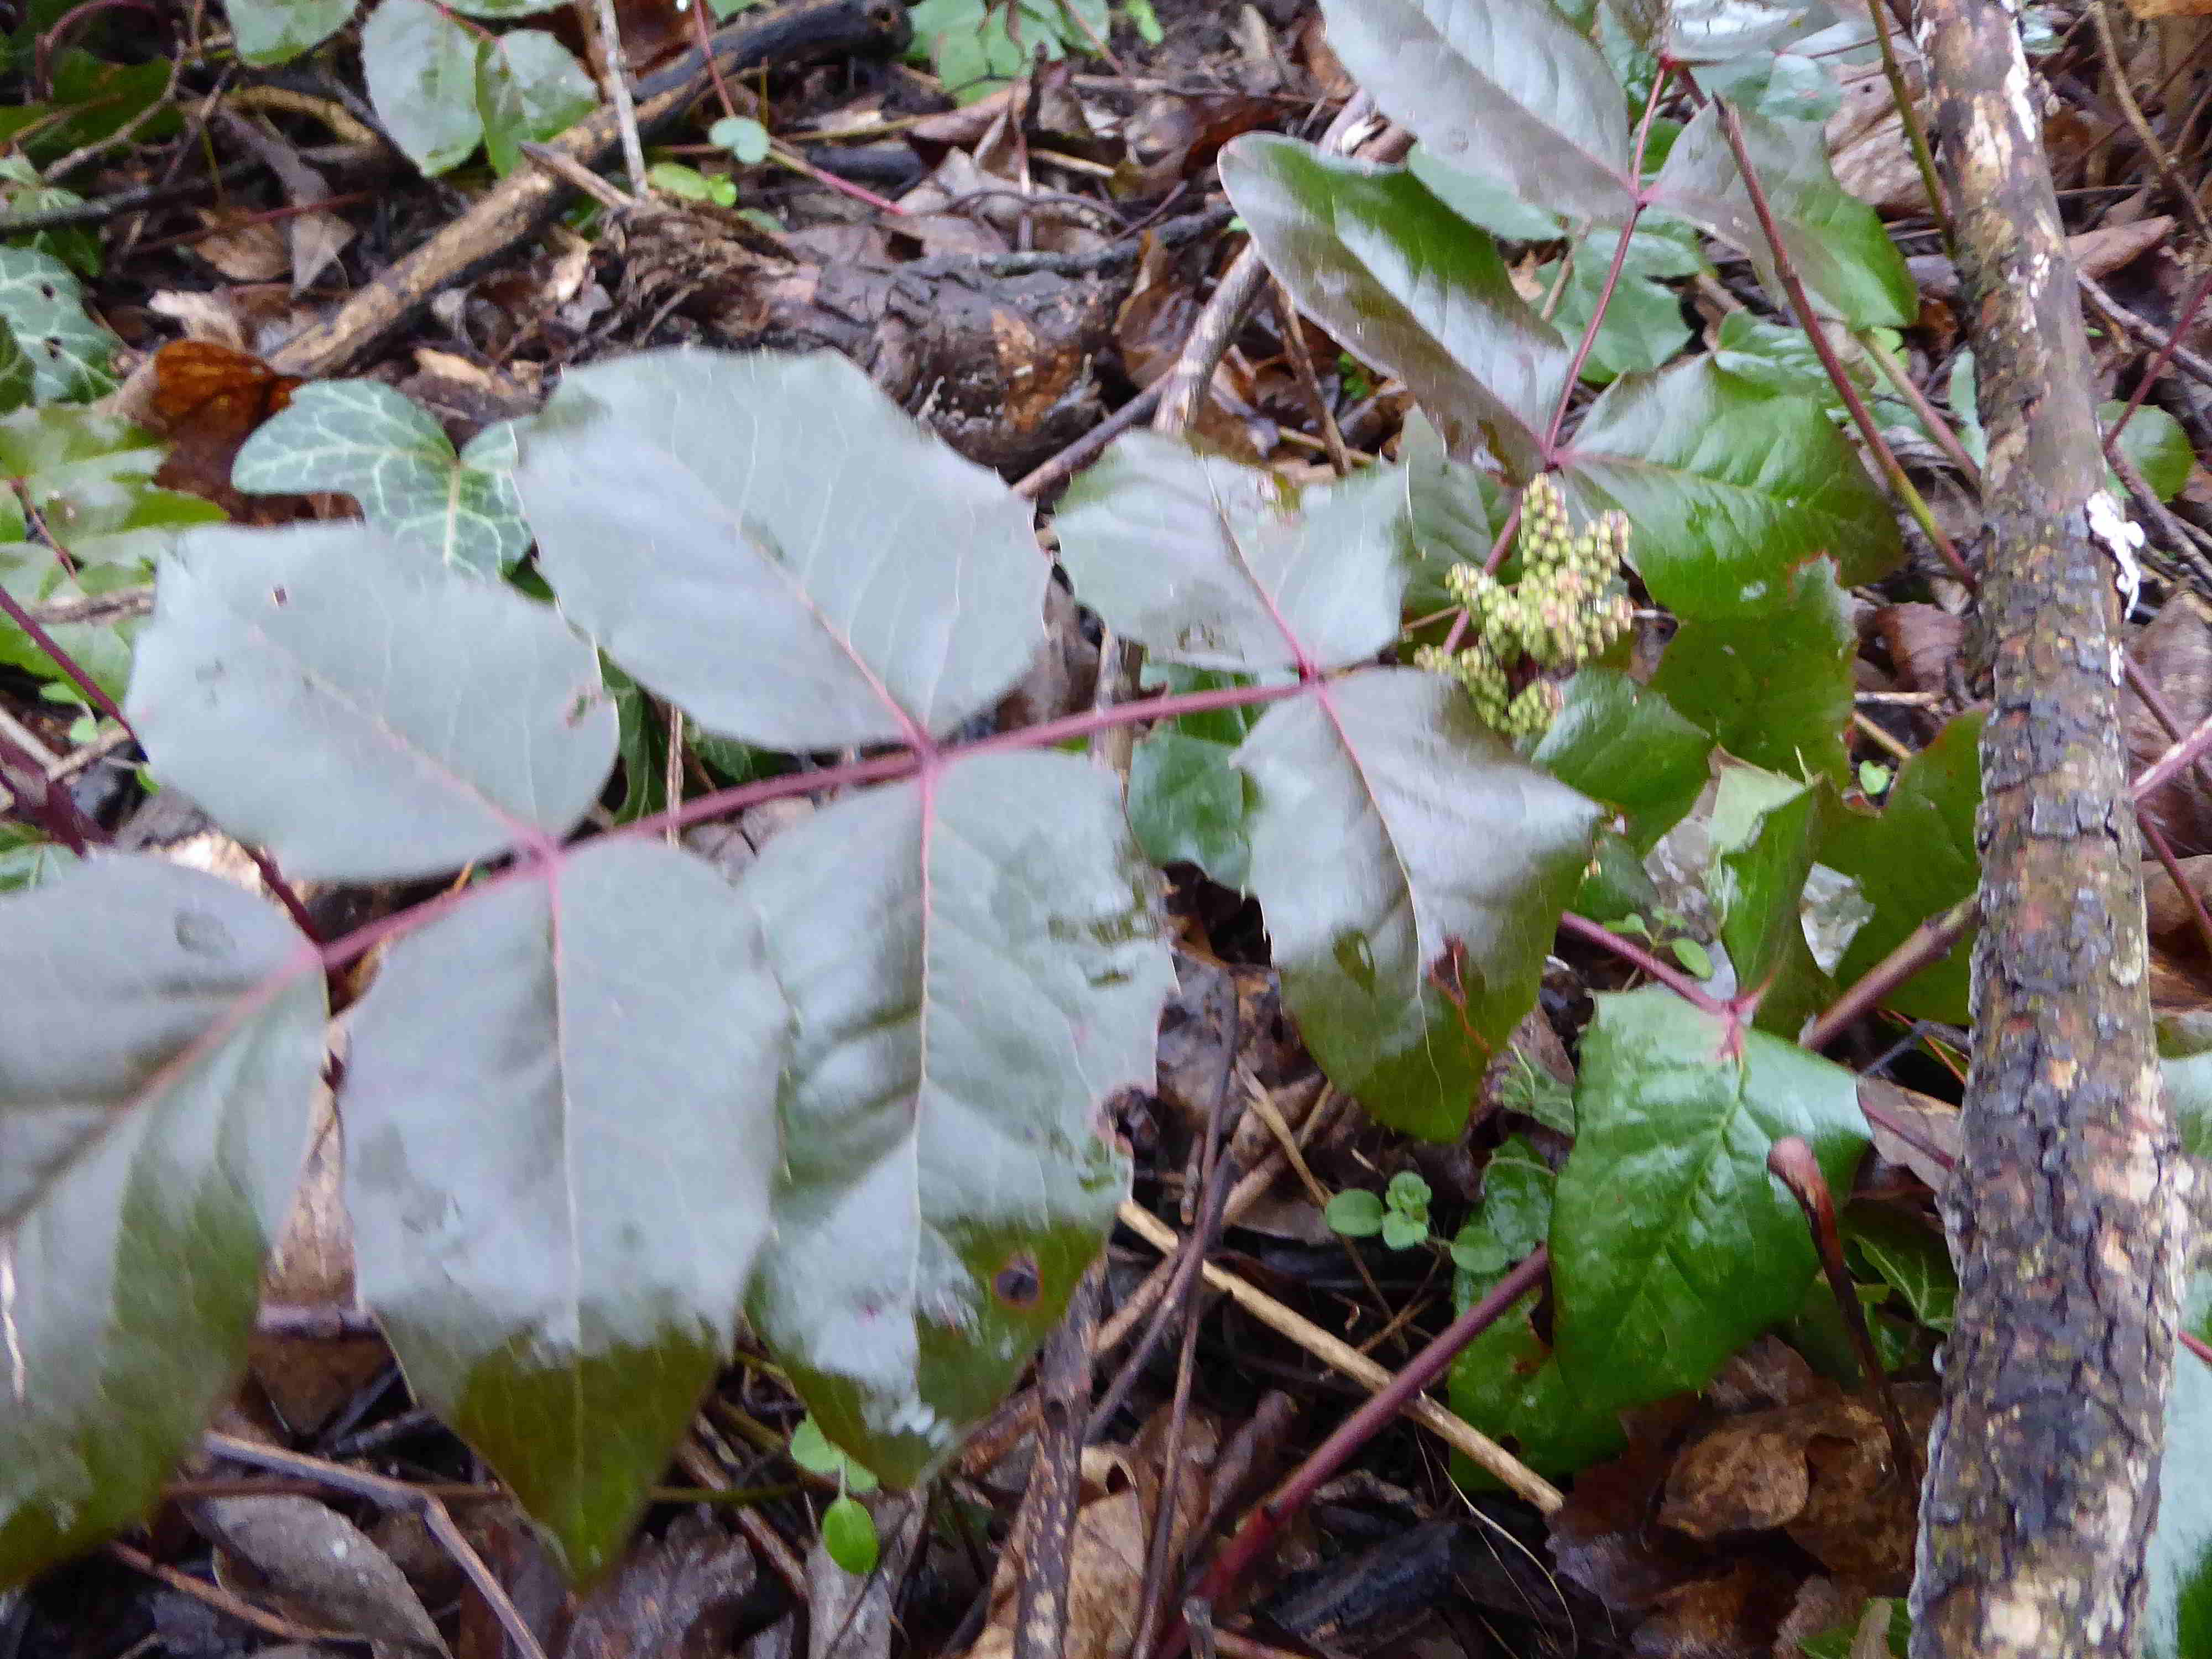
[1910,1,2193,1652]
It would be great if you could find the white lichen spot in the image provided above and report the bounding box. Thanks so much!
[1987,1590,2046,1646]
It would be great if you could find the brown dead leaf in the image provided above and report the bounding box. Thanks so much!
[143,340,306,522]
[2073,214,2173,276]
[566,1511,767,1659]
[187,208,291,282]
[1634,1554,1804,1659]
[1549,1399,1706,1612]
[1661,1410,1818,1537]
[1856,1078,1960,1193]
[195,1495,450,1657]
[1872,603,1964,694]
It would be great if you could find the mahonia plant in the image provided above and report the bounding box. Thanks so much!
[1414,475,1634,738]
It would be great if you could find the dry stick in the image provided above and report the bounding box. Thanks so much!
[202,1432,550,1659]
[2102,259,2212,462]
[2089,0,2212,247]
[1153,1249,1555,1659]
[2080,270,2212,397]
[1114,1202,1559,1509]
[1006,1269,1100,1659]
[1865,0,1955,257]
[107,1541,331,1645]
[1909,0,2189,1648]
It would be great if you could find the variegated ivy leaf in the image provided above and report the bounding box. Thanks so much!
[232,380,529,577]
[0,247,117,403]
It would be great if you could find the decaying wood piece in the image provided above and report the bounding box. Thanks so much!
[1912,0,2193,1652]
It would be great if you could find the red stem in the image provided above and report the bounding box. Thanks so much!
[1558,909,1731,1015]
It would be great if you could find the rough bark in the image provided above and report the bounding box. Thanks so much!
[1910,1,2194,1652]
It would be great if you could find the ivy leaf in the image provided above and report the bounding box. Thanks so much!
[345,839,785,1580]
[224,0,358,64]
[1842,1207,1955,1334]
[0,321,33,415]
[0,857,324,1584]
[1533,666,1711,850]
[1551,986,1869,1415]
[1557,355,1902,618]
[1652,101,1914,330]
[1235,670,1599,1140]
[1219,138,1569,479]
[361,0,484,175]
[516,348,1045,750]
[125,523,617,881]
[0,405,224,567]
[1650,555,1855,782]
[1315,0,1637,225]
[741,750,1173,1485]
[1821,708,1983,1025]
[1056,432,1411,673]
[0,247,117,402]
[232,382,529,577]
[476,28,597,175]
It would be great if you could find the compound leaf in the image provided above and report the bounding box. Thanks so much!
[1822,708,1983,1025]
[1317,0,1637,224]
[1557,354,1901,618]
[1650,555,1855,782]
[1236,669,1599,1140]
[125,523,616,881]
[232,381,528,577]
[1551,987,1867,1415]
[1220,138,1569,479]
[742,749,1173,1484]
[1056,432,1410,673]
[0,857,323,1584]
[345,839,784,1581]
[516,348,1045,750]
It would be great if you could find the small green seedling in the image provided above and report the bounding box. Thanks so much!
[646,161,737,208]
[1328,1170,1436,1251]
[790,1414,881,1575]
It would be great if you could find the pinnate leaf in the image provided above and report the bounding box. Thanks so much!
[225,0,358,64]
[1822,708,1983,1024]
[742,750,1173,1484]
[344,839,784,1580]
[517,349,1046,749]
[1556,355,1901,617]
[1650,554,1855,781]
[1316,0,1637,224]
[362,0,483,175]
[232,381,528,577]
[1235,670,1599,1140]
[1652,101,1913,330]
[1551,987,1868,1415]
[0,857,324,1584]
[1220,139,1568,478]
[0,247,116,402]
[1056,432,1410,672]
[125,523,616,881]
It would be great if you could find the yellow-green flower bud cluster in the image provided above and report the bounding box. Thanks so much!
[1418,474,1634,738]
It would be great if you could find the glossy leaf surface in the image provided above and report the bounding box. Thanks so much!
[1317,0,1637,223]
[1533,667,1710,851]
[1552,988,1867,1413]
[1650,555,1854,781]
[233,381,528,576]
[1653,101,1913,330]
[1706,762,1822,998]
[1221,138,1568,478]
[126,523,616,881]
[1822,708,1983,1024]
[742,750,1173,1484]
[345,839,784,1580]
[1236,670,1599,1139]
[1056,433,1410,672]
[1558,356,1901,617]
[0,857,322,1583]
[1123,667,1272,891]
[517,349,1044,749]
